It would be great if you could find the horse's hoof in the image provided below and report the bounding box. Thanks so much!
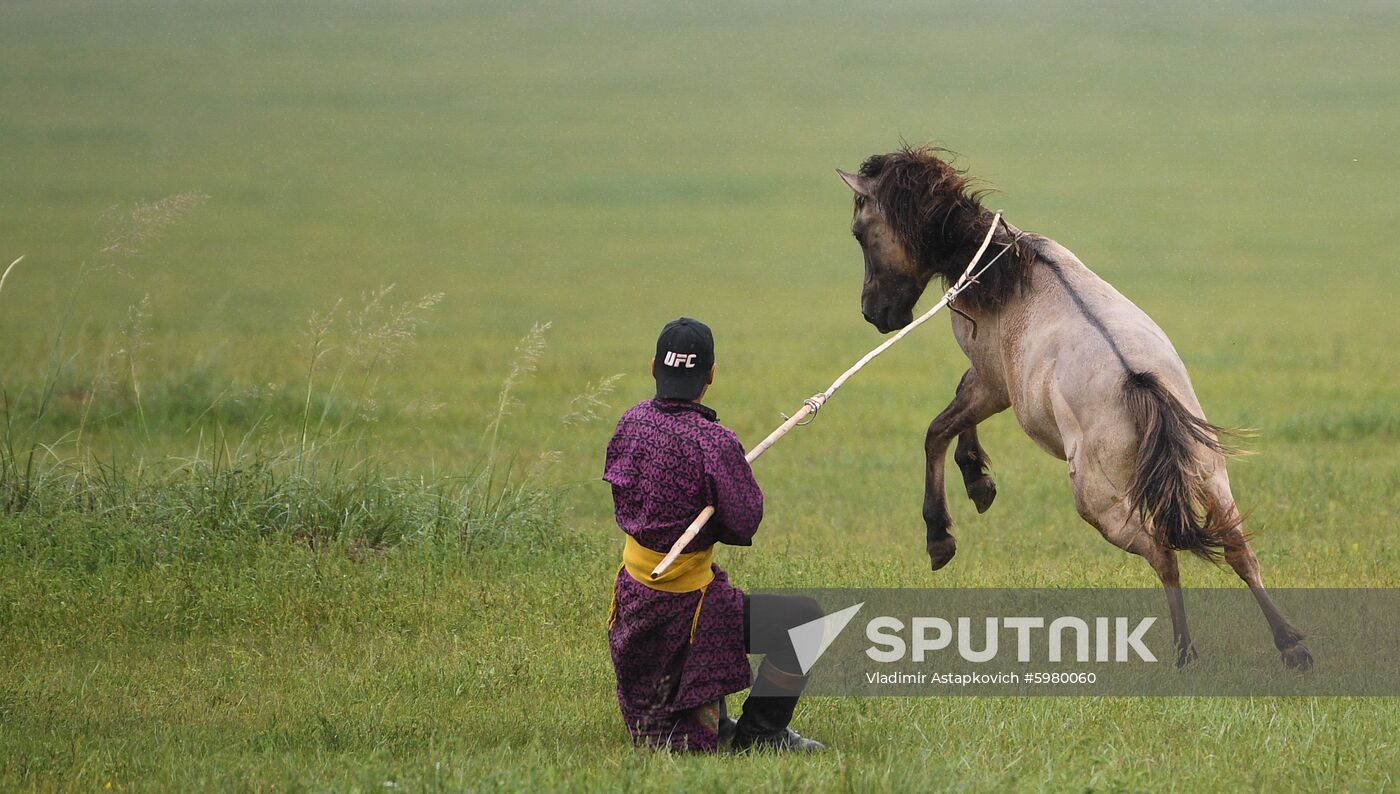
[927,536,957,571]
[966,477,996,514]
[1281,642,1313,671]
[1175,644,1198,668]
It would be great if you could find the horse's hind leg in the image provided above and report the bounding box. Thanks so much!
[1069,456,1197,665]
[954,427,997,513]
[1207,473,1313,670]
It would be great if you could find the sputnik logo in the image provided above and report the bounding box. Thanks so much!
[788,603,865,674]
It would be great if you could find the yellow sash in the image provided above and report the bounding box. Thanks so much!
[609,536,715,643]
[622,536,715,592]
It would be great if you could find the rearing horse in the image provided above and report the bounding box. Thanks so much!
[838,146,1311,669]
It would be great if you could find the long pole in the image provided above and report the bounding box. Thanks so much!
[649,212,1005,579]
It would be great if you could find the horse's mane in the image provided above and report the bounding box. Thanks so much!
[858,145,1033,311]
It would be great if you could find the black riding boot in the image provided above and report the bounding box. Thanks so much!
[733,661,826,752]
[717,698,738,748]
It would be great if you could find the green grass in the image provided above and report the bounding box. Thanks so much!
[2,0,1399,790]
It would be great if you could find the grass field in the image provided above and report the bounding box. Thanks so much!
[3,1,1399,790]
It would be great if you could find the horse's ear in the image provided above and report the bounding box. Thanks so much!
[836,169,871,197]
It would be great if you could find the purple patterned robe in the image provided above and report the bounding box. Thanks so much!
[605,398,764,751]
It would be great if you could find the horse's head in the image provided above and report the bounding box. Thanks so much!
[838,167,924,333]
[839,147,995,333]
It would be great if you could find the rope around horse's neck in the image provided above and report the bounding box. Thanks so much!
[948,215,1024,305]
[943,215,1024,338]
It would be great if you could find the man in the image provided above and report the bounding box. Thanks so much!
[604,316,826,753]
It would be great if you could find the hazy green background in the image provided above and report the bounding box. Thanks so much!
[2,1,1398,790]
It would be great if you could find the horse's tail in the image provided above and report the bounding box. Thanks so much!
[1122,371,1238,561]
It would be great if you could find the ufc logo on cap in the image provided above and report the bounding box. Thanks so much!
[664,351,698,368]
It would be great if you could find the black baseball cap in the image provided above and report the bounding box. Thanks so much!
[654,317,715,400]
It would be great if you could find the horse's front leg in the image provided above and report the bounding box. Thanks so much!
[954,427,997,513]
[924,369,1010,571]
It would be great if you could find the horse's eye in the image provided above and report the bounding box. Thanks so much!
[852,229,865,245]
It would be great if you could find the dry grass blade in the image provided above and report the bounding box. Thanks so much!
[562,373,624,426]
[485,322,551,460]
[345,284,446,369]
[0,255,24,303]
[99,193,210,257]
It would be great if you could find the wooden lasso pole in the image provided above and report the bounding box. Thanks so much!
[649,212,1007,579]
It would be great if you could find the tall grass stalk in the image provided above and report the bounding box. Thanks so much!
[299,300,339,473]
[120,294,152,440]
[485,322,551,471]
